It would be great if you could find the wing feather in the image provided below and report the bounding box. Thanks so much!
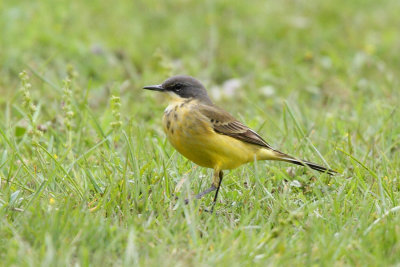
[197,103,337,175]
[198,104,274,149]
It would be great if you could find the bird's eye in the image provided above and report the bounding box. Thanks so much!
[174,84,183,91]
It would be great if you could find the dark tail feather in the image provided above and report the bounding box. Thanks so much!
[276,152,337,176]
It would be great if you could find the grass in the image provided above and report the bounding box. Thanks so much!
[1,0,400,265]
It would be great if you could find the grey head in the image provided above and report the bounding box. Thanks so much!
[143,75,212,104]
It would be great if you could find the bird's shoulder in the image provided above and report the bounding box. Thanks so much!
[195,102,274,149]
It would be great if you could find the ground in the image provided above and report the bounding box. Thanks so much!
[1,0,400,266]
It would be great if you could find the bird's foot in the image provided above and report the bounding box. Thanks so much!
[203,203,217,214]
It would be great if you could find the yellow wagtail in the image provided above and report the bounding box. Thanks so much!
[144,75,336,211]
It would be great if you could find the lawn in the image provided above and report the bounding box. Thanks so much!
[1,0,400,266]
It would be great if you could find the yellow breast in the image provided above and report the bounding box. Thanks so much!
[162,99,263,170]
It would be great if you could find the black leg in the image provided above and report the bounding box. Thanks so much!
[210,171,223,213]
[184,185,216,204]
[195,185,217,199]
[182,170,223,212]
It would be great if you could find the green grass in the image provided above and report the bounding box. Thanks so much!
[1,0,400,265]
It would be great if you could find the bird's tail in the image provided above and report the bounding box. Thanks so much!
[269,150,337,175]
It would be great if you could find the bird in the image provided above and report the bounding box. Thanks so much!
[143,75,336,212]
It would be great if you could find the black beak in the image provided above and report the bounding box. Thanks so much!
[143,84,164,92]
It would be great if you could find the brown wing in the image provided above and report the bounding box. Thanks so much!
[197,103,338,175]
[198,104,275,149]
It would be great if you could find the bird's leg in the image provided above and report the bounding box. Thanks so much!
[184,185,217,204]
[210,170,223,213]
[195,185,217,199]
[184,169,222,206]
[191,169,222,202]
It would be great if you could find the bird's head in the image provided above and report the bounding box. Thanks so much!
[143,75,212,104]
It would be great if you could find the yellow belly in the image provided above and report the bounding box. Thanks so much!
[162,101,265,170]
